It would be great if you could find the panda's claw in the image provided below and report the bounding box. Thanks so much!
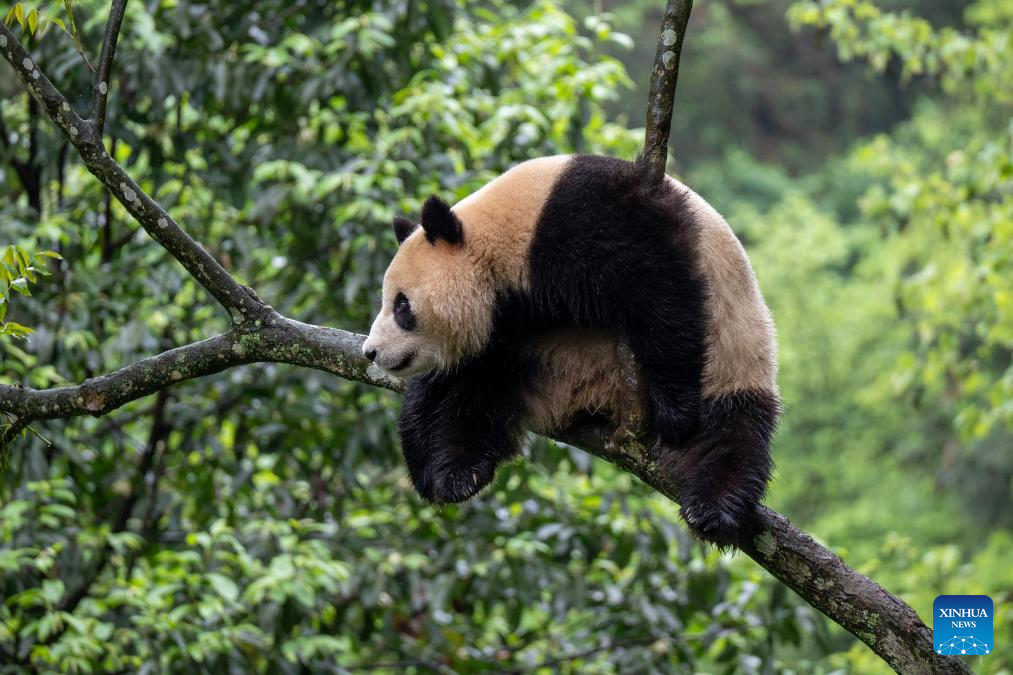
[679,490,755,547]
[415,459,497,505]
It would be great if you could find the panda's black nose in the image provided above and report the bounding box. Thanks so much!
[364,348,377,362]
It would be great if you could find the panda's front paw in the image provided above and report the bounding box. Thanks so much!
[410,456,497,505]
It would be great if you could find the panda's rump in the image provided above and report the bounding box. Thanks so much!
[519,329,627,433]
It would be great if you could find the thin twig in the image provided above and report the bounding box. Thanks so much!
[642,0,694,184]
[62,0,95,72]
[91,0,128,133]
[0,415,30,459]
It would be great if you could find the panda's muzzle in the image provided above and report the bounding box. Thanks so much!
[366,344,415,373]
[388,352,414,372]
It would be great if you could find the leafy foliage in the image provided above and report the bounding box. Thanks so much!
[0,245,60,339]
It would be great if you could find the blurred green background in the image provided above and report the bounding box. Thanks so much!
[1,0,1010,672]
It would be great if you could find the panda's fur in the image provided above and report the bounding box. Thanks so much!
[363,154,779,542]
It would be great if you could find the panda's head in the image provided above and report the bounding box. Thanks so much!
[362,195,496,377]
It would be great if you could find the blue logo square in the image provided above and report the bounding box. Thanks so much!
[934,595,993,656]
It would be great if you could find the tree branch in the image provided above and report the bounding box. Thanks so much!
[0,316,399,424]
[91,0,129,133]
[0,7,970,674]
[0,23,263,318]
[642,0,693,184]
[560,425,965,673]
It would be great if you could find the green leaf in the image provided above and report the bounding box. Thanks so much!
[41,579,65,605]
[207,573,240,602]
[2,321,36,338]
[10,278,30,296]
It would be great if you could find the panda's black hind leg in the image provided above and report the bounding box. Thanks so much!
[663,390,779,545]
[620,283,707,448]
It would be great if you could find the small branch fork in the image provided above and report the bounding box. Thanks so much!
[0,3,970,673]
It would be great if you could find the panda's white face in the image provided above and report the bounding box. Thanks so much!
[362,284,446,377]
[362,205,496,377]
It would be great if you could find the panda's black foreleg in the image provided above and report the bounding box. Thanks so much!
[398,358,524,505]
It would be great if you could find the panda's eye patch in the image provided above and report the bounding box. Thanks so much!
[394,292,416,331]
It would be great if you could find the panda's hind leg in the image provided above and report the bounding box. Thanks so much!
[615,277,775,545]
[663,389,779,545]
[619,276,708,448]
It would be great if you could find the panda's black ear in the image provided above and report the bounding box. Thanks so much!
[420,195,463,245]
[393,216,417,244]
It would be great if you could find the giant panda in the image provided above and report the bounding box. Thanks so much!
[363,154,779,542]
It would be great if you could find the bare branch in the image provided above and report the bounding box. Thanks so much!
[0,316,399,425]
[643,0,694,184]
[91,0,129,133]
[0,24,263,317]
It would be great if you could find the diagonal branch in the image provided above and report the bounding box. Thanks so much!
[0,23,263,318]
[91,0,129,133]
[557,419,967,674]
[0,5,970,673]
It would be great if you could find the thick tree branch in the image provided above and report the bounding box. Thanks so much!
[0,24,262,317]
[91,0,129,133]
[556,421,967,674]
[0,7,970,674]
[643,0,693,184]
[0,315,399,424]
